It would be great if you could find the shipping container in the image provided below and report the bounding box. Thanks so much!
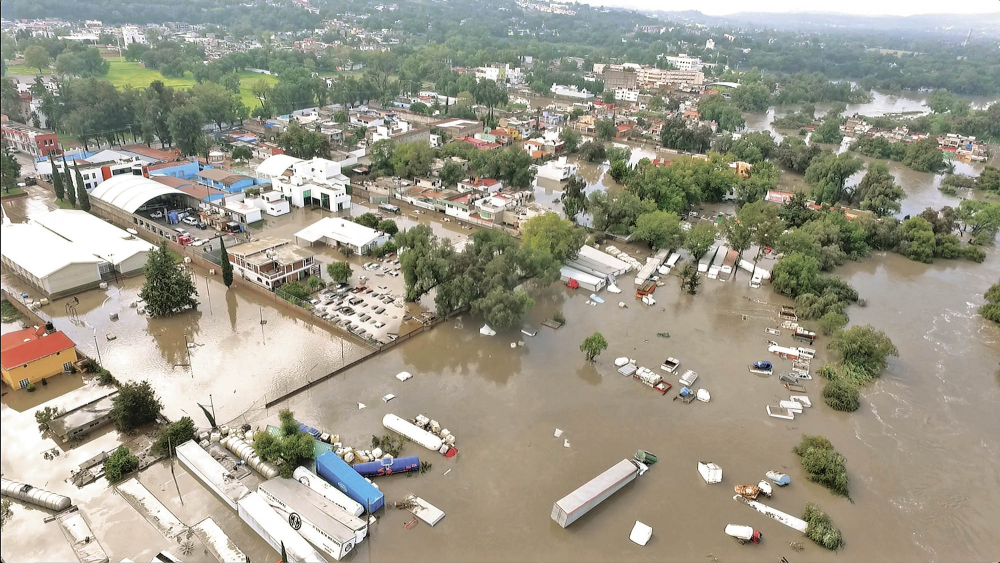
[352,455,420,477]
[175,441,249,511]
[293,467,364,517]
[551,459,642,528]
[236,492,328,563]
[258,478,360,559]
[315,452,385,512]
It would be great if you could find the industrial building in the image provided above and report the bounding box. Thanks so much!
[1,327,78,389]
[293,217,389,255]
[0,222,104,297]
[31,209,155,276]
[88,175,200,245]
[46,383,119,440]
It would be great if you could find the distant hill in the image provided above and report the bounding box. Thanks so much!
[644,9,1000,35]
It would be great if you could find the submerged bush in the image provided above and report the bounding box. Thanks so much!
[793,434,850,498]
[803,503,845,550]
[822,378,861,412]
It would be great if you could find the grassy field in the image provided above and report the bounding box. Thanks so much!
[7,58,276,111]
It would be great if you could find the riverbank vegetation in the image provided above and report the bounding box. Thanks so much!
[793,435,851,498]
[803,503,845,550]
[772,105,817,129]
[940,167,1000,196]
[819,325,898,412]
[849,137,945,173]
[981,283,1000,325]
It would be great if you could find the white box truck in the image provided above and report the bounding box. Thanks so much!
[236,492,329,563]
[551,459,646,528]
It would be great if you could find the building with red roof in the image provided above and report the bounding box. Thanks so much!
[1,327,78,389]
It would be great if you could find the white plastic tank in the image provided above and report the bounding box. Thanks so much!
[1,478,72,511]
[383,414,444,451]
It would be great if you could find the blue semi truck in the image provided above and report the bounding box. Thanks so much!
[315,452,385,512]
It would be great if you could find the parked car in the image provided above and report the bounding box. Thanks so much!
[150,210,164,219]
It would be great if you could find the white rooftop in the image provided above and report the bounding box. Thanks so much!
[0,222,102,278]
[90,175,185,214]
[224,200,258,214]
[294,217,384,247]
[435,119,479,128]
[32,209,154,266]
[256,154,303,177]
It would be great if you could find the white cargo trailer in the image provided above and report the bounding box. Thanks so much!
[551,459,645,528]
[257,479,358,560]
[236,492,329,563]
[292,467,364,517]
[175,440,249,511]
[382,413,443,451]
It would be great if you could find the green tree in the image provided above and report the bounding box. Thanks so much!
[580,332,608,361]
[810,115,843,144]
[23,45,50,73]
[2,141,23,194]
[805,152,864,205]
[219,236,234,287]
[684,223,717,259]
[168,104,207,157]
[522,213,586,263]
[901,137,945,173]
[900,216,936,263]
[828,325,899,378]
[378,219,399,236]
[956,200,1000,242]
[326,261,353,283]
[152,416,196,456]
[793,435,850,498]
[980,283,1000,325]
[822,377,860,412]
[473,287,534,331]
[679,262,700,295]
[110,380,163,431]
[62,157,76,207]
[855,162,904,217]
[192,82,237,130]
[231,145,253,162]
[608,159,631,184]
[253,409,315,478]
[368,139,396,176]
[355,212,380,229]
[632,210,684,250]
[720,215,752,281]
[975,166,1000,194]
[35,406,61,433]
[73,160,90,212]
[561,175,588,221]
[222,72,241,94]
[578,140,607,163]
[140,242,199,316]
[595,118,616,140]
[438,160,465,187]
[772,252,821,297]
[775,137,823,173]
[738,200,785,266]
[558,127,582,152]
[803,503,845,551]
[277,121,331,159]
[391,141,435,179]
[103,446,139,484]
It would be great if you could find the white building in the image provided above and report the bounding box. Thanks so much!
[614,88,640,103]
[31,209,155,276]
[0,222,103,297]
[659,54,703,72]
[293,217,389,255]
[549,84,595,100]
[474,194,513,221]
[224,200,263,225]
[535,156,578,181]
[246,191,291,216]
[35,152,146,191]
[705,39,715,50]
[457,177,503,194]
[121,25,147,46]
[473,64,525,85]
[256,155,351,211]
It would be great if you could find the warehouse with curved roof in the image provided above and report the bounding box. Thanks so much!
[89,175,185,214]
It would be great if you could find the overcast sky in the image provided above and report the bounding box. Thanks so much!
[574,0,1000,16]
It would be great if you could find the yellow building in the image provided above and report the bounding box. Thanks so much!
[1,328,78,389]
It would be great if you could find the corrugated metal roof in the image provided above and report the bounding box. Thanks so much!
[0,222,102,278]
[90,175,185,214]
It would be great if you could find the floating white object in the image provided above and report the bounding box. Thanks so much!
[733,494,808,533]
[779,400,803,413]
[382,394,395,403]
[630,521,653,546]
[358,402,367,409]
[554,428,564,438]
[563,439,570,448]
[696,389,711,402]
[607,284,622,294]
[641,294,656,306]
[790,395,812,408]
[766,405,794,420]
[618,301,627,308]
[510,342,517,348]
[614,357,630,367]
[395,372,413,382]
[404,494,445,526]
[698,461,723,484]
[479,324,496,336]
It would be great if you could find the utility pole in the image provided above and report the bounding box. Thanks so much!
[93,334,103,366]
[205,275,212,314]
